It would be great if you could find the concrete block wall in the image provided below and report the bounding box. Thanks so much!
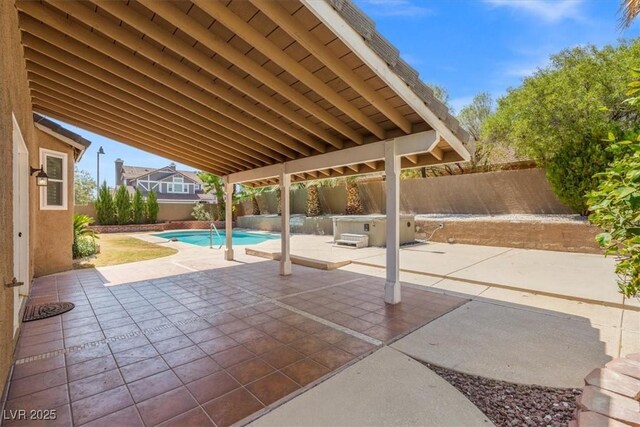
[416,219,601,254]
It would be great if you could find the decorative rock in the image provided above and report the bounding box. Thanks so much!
[578,386,640,425]
[585,367,640,399]
[606,358,640,381]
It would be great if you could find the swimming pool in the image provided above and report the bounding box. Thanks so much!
[153,230,280,247]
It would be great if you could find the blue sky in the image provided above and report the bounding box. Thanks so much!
[65,0,638,187]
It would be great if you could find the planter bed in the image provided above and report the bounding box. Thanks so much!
[90,220,231,233]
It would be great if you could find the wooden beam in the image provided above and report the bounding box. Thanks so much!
[95,1,343,152]
[51,0,326,156]
[430,147,444,161]
[406,154,418,164]
[333,166,345,174]
[17,6,296,161]
[30,82,246,172]
[252,0,412,135]
[137,0,363,146]
[226,130,439,184]
[302,0,471,161]
[27,68,258,170]
[364,161,378,170]
[32,95,236,174]
[33,105,226,175]
[194,0,385,140]
[23,46,273,164]
[319,169,331,177]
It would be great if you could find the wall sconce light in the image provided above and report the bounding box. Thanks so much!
[30,165,48,187]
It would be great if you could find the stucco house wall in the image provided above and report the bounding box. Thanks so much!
[1,0,40,399]
[33,129,76,277]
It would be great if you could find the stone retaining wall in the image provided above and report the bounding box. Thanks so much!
[416,219,601,254]
[89,220,228,233]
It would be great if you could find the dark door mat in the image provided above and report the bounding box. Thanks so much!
[23,302,75,322]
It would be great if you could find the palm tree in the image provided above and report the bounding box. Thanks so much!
[235,185,266,215]
[345,176,364,215]
[621,0,640,27]
[305,184,321,217]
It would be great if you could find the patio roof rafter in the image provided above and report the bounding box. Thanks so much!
[250,0,413,135]
[17,4,301,162]
[192,0,387,140]
[86,2,346,153]
[29,84,242,173]
[23,54,266,169]
[137,0,364,145]
[31,95,237,173]
[19,33,280,167]
[48,0,327,156]
[302,0,470,160]
[26,70,257,171]
[34,107,227,175]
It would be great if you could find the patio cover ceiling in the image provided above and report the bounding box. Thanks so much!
[16,0,471,186]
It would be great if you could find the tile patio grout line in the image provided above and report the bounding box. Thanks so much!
[14,276,372,364]
[271,299,382,346]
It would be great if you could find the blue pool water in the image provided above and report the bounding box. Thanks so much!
[153,230,280,247]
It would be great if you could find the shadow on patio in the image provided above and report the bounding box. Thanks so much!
[3,260,610,426]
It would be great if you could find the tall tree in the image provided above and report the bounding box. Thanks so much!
[198,172,226,220]
[146,190,159,224]
[483,40,640,213]
[95,182,115,225]
[74,167,96,205]
[114,186,132,225]
[484,40,640,162]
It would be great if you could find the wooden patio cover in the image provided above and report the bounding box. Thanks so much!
[16,0,471,186]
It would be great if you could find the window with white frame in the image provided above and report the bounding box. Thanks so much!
[40,148,68,210]
[167,175,189,193]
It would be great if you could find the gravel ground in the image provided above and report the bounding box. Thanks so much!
[423,362,581,427]
[414,213,588,223]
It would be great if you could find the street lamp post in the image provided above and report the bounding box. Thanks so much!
[96,146,105,192]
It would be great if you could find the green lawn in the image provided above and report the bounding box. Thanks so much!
[75,234,178,268]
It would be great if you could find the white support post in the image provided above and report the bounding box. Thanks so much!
[385,139,401,304]
[224,179,234,261]
[279,170,292,276]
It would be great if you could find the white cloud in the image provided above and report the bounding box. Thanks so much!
[357,0,432,17]
[484,0,584,23]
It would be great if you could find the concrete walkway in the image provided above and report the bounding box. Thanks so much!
[250,347,493,427]
[392,300,619,388]
[253,235,634,308]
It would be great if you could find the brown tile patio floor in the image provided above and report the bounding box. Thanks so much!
[3,262,467,427]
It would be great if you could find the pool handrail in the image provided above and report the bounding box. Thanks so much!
[210,221,223,249]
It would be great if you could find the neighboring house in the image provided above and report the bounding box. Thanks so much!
[114,159,215,203]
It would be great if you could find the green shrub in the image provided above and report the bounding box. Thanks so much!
[131,188,146,224]
[114,186,132,225]
[191,203,213,221]
[72,214,98,259]
[95,183,115,225]
[545,133,614,214]
[588,132,640,298]
[147,190,159,223]
[73,236,98,259]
